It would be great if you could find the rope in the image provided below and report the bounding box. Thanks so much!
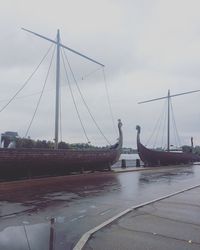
[0,43,54,113]
[161,104,167,149]
[102,68,117,135]
[59,87,63,142]
[0,69,102,103]
[145,99,167,147]
[153,106,165,149]
[24,45,56,137]
[80,67,102,81]
[171,100,177,147]
[61,48,90,143]
[170,100,181,147]
[62,48,111,145]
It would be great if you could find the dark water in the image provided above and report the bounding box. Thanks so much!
[0,165,200,250]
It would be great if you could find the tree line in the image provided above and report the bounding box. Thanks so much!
[14,137,105,149]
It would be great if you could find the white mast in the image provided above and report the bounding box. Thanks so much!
[55,29,60,149]
[22,28,104,149]
[167,89,170,151]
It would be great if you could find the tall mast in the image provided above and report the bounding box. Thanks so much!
[138,89,200,151]
[55,30,60,149]
[22,28,104,149]
[167,90,170,151]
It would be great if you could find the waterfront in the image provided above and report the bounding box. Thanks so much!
[0,163,200,249]
[113,153,140,167]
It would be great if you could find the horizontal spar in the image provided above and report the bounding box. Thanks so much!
[22,27,105,67]
[138,89,200,104]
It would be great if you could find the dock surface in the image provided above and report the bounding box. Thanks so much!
[0,164,200,249]
[84,186,200,250]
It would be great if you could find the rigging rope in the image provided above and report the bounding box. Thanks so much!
[62,48,111,145]
[61,48,90,143]
[145,99,167,147]
[170,100,181,147]
[59,86,63,142]
[0,69,102,103]
[24,45,56,137]
[80,67,102,81]
[153,106,165,149]
[102,68,117,135]
[161,103,167,149]
[0,43,54,113]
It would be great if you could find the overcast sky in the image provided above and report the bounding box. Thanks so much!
[1,0,200,148]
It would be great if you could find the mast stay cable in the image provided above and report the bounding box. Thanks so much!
[0,68,103,104]
[59,84,63,142]
[170,100,181,148]
[24,45,56,137]
[62,48,111,145]
[102,68,117,135]
[0,43,54,113]
[145,99,167,147]
[153,102,166,149]
[161,104,167,149]
[61,48,90,143]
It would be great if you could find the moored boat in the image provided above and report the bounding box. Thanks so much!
[136,125,200,167]
[0,120,122,181]
[136,89,200,167]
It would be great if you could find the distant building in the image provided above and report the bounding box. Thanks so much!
[122,147,137,154]
[3,131,19,137]
[1,131,19,148]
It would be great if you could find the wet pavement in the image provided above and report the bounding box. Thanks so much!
[84,186,200,250]
[0,165,200,249]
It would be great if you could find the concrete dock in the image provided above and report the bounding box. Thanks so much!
[83,186,200,250]
[1,165,200,250]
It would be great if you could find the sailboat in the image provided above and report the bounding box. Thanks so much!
[136,90,200,166]
[0,29,123,181]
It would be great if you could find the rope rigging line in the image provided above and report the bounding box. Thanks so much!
[102,68,117,135]
[161,104,167,149]
[59,86,63,142]
[62,47,111,145]
[153,107,165,149]
[0,68,102,104]
[61,48,90,143]
[24,45,56,137]
[154,98,170,149]
[80,67,102,81]
[0,43,54,114]
[145,99,167,147]
[170,100,181,147]
[170,100,178,148]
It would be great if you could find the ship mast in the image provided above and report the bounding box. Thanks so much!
[167,90,170,151]
[55,30,60,149]
[22,28,104,149]
[138,89,200,151]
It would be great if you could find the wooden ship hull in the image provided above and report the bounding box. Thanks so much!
[0,147,120,181]
[0,121,122,181]
[136,125,200,167]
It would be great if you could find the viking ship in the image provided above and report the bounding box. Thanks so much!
[136,90,200,167]
[136,125,200,166]
[0,29,122,181]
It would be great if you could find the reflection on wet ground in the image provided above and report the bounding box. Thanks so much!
[0,173,119,216]
[0,165,200,249]
[139,166,194,183]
